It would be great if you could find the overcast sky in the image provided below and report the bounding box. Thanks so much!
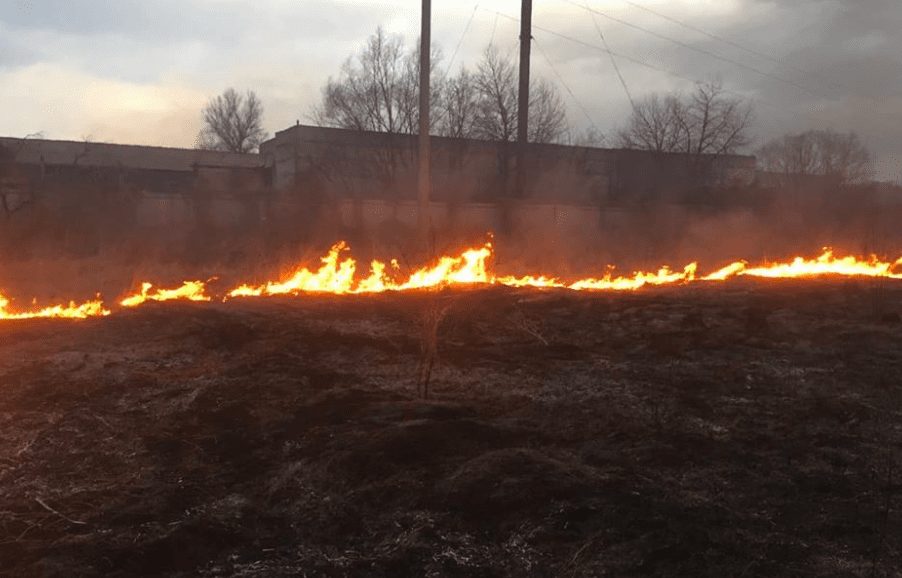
[1,0,900,180]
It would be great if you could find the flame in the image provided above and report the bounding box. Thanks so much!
[392,245,492,291]
[742,250,902,280]
[2,241,902,322]
[496,275,566,289]
[120,281,211,307]
[229,242,357,297]
[701,250,902,282]
[702,261,748,281]
[568,263,698,291]
[0,293,109,320]
[228,242,492,297]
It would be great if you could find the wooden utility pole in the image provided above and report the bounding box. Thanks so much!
[516,0,533,197]
[417,0,432,249]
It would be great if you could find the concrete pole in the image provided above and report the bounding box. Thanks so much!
[516,0,533,198]
[417,0,432,250]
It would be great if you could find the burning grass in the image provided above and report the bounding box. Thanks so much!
[1,280,901,575]
[1,240,902,320]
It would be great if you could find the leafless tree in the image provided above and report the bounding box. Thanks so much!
[316,35,569,144]
[472,47,519,142]
[616,94,684,152]
[313,27,443,134]
[684,81,753,155]
[529,79,568,144]
[196,88,267,153]
[471,46,568,144]
[758,129,873,185]
[436,68,479,139]
[618,80,753,156]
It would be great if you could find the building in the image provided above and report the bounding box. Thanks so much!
[0,136,268,228]
[0,127,759,248]
[261,124,757,205]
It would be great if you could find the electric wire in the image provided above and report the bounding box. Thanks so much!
[616,0,843,92]
[585,2,635,111]
[484,8,785,112]
[532,35,600,132]
[445,4,479,77]
[565,0,823,98]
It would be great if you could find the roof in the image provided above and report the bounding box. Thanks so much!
[0,137,265,172]
[265,124,757,166]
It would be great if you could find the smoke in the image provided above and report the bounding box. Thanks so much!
[1,179,901,305]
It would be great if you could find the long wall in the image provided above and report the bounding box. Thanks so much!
[261,125,757,205]
[0,137,268,228]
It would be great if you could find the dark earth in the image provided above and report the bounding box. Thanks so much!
[1,280,901,576]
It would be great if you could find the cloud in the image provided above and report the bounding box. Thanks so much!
[0,0,900,179]
[0,62,207,146]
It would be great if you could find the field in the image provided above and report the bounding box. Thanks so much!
[1,280,901,576]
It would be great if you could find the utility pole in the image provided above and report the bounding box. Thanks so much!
[516,0,533,198]
[417,0,432,250]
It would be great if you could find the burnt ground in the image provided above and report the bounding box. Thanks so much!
[1,281,901,577]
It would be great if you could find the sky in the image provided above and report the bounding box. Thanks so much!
[1,0,901,180]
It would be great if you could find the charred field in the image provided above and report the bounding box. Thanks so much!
[1,280,901,577]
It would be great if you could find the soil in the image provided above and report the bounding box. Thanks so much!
[1,280,901,576]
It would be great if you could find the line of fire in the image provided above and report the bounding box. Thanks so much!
[1,118,901,317]
[2,1,902,576]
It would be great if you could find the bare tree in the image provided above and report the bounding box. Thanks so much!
[471,46,568,144]
[472,46,519,142]
[436,68,479,139]
[757,132,817,177]
[529,79,568,144]
[758,129,873,185]
[313,27,443,134]
[618,81,753,156]
[684,81,753,155]
[196,88,267,153]
[616,94,684,152]
[316,36,568,144]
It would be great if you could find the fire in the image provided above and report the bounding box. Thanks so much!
[120,281,211,307]
[568,263,698,291]
[1,242,902,322]
[228,242,492,297]
[702,261,748,281]
[393,245,492,291]
[0,293,109,320]
[702,249,902,282]
[229,242,357,297]
[496,275,566,289]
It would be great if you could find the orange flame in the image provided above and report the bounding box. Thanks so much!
[228,242,492,297]
[569,263,698,291]
[702,249,902,282]
[0,293,109,320]
[120,281,211,307]
[2,241,902,322]
[496,275,566,289]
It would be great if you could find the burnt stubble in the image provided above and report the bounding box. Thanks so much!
[1,281,900,576]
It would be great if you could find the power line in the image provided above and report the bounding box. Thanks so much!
[484,8,784,111]
[570,3,901,124]
[432,4,478,129]
[532,36,600,131]
[489,11,499,47]
[585,2,635,111]
[616,0,843,93]
[565,0,824,99]
[445,4,479,77]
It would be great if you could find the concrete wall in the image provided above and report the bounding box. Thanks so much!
[261,125,757,205]
[0,137,269,231]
